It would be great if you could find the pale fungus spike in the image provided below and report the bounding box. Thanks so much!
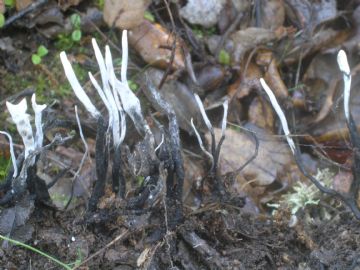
[260,78,296,154]
[194,94,213,132]
[31,94,46,148]
[337,50,352,123]
[121,30,129,83]
[221,99,229,137]
[60,52,100,119]
[191,118,214,167]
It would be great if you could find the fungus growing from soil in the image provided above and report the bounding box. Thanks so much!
[260,50,360,219]
[0,94,56,205]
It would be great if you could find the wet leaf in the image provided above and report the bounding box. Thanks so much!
[103,0,150,30]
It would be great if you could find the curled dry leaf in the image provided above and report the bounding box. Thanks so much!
[103,0,151,30]
[128,20,185,70]
[214,125,293,186]
[256,50,288,99]
[228,61,262,100]
[230,27,281,63]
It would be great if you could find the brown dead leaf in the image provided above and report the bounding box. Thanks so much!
[284,0,337,31]
[256,50,288,99]
[58,0,82,11]
[0,0,4,14]
[228,61,262,100]
[216,125,293,186]
[129,20,185,70]
[259,0,285,30]
[248,96,275,131]
[15,0,32,11]
[230,27,278,63]
[103,0,150,30]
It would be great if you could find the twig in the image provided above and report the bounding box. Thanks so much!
[2,0,49,28]
[158,0,177,90]
[215,11,244,58]
[65,106,90,209]
[72,230,129,269]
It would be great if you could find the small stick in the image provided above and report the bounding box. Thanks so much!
[2,0,49,28]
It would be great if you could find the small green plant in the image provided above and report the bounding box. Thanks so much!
[97,0,105,9]
[0,14,5,28]
[0,155,11,182]
[4,0,15,8]
[128,80,139,92]
[218,49,230,66]
[70,14,82,42]
[31,45,49,65]
[56,14,82,50]
[144,11,155,22]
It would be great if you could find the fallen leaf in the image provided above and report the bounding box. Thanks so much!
[16,0,33,11]
[129,20,185,70]
[284,0,337,31]
[103,0,150,30]
[230,27,278,63]
[258,0,285,30]
[248,96,275,131]
[256,50,289,99]
[216,124,293,186]
[58,0,82,11]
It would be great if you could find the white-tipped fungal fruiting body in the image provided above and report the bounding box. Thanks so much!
[60,30,152,148]
[260,78,296,154]
[337,50,352,123]
[6,98,35,159]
